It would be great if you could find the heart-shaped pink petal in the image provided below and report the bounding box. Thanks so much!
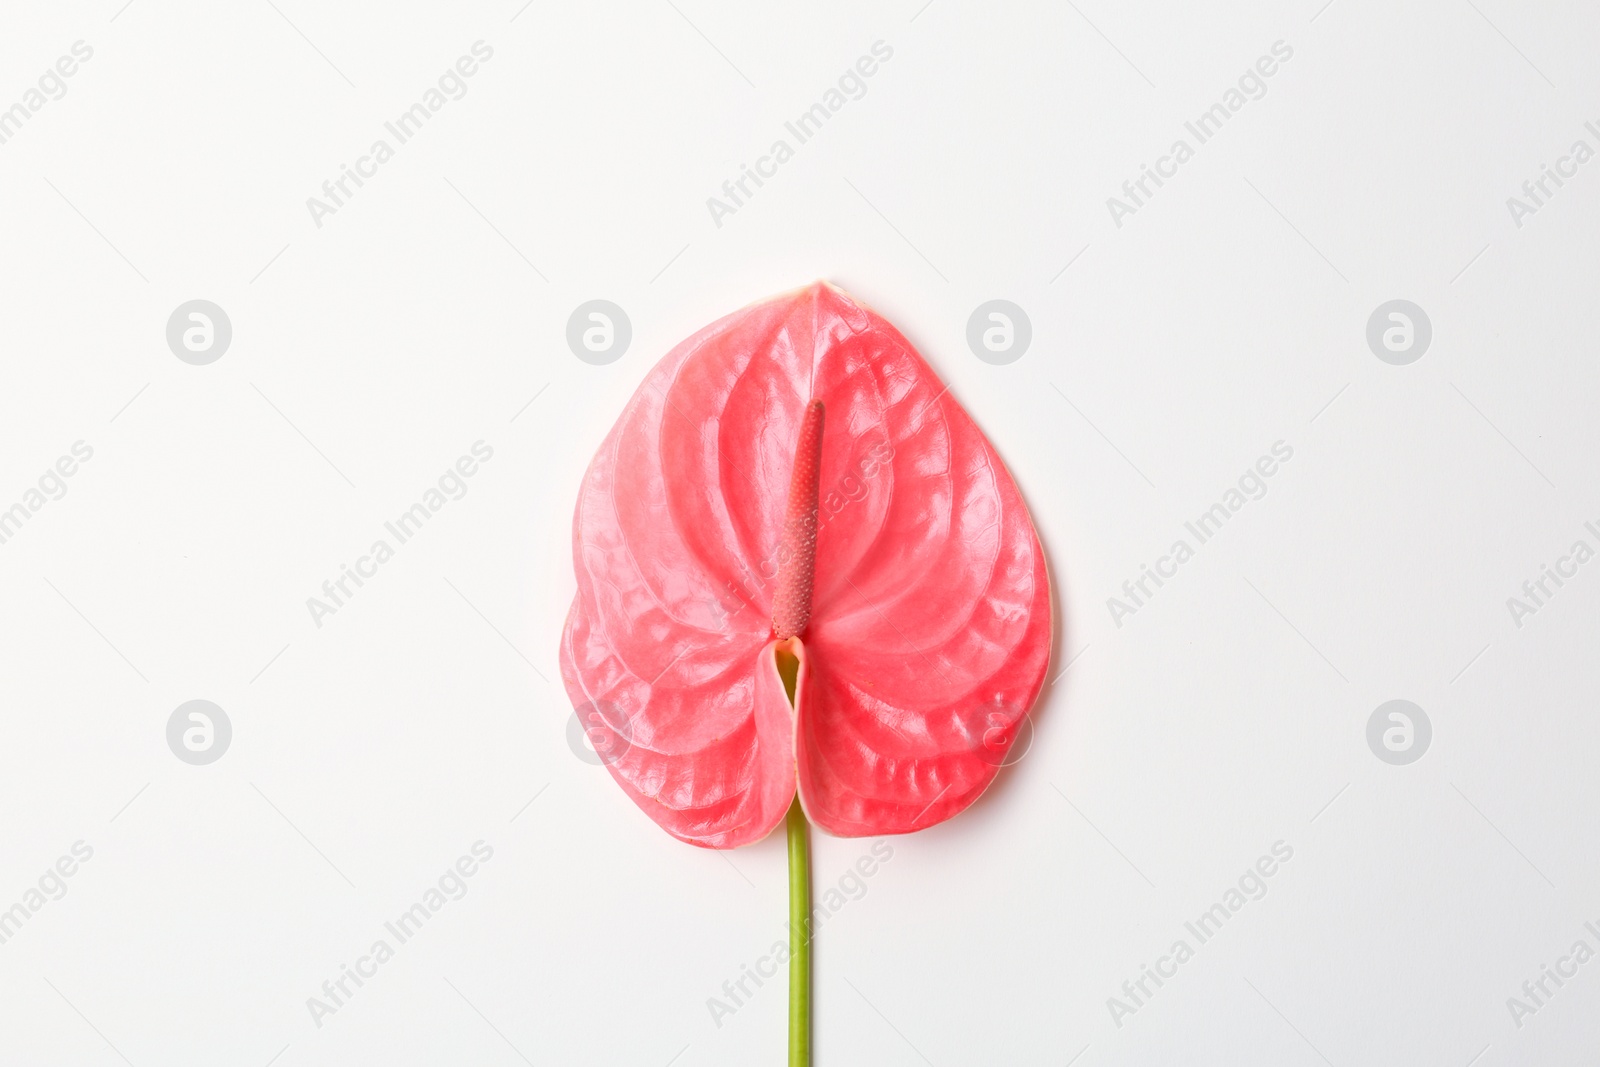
[561,282,1051,847]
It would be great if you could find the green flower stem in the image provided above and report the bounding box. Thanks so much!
[786,797,812,1067]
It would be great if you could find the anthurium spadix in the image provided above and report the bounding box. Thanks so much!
[560,282,1051,1062]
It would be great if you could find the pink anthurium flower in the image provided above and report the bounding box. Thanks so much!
[560,281,1051,1062]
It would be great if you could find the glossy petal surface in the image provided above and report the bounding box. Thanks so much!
[560,283,1051,846]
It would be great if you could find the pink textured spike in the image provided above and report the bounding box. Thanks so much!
[772,400,825,640]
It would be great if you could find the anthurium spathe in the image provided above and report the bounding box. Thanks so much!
[561,282,1051,1063]
[560,282,1051,845]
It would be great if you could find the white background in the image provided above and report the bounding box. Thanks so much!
[1,1,1598,1064]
